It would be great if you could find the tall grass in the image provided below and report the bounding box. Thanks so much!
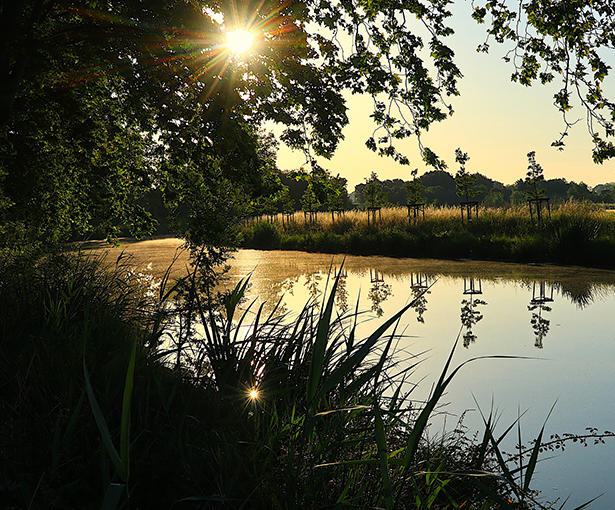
[1,249,610,509]
[240,202,615,267]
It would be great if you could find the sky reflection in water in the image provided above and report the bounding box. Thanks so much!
[224,249,615,510]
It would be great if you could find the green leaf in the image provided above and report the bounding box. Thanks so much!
[374,402,393,510]
[120,337,137,481]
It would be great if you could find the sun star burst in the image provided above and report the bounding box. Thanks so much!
[226,29,254,54]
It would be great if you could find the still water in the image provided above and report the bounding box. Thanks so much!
[223,249,615,510]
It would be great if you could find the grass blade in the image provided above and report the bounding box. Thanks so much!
[84,359,127,481]
[374,402,393,510]
[120,337,137,481]
[316,298,418,403]
[307,271,339,402]
[523,401,557,493]
[101,483,125,510]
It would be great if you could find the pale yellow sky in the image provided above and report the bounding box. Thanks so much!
[273,5,615,190]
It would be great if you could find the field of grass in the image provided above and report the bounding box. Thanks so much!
[3,248,604,509]
[240,201,615,268]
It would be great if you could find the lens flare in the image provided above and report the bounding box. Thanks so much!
[226,29,254,54]
[249,388,260,400]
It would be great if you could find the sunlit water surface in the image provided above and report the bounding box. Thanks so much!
[222,249,615,510]
[87,239,615,509]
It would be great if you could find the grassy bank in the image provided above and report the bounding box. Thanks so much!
[239,202,615,268]
[2,249,604,509]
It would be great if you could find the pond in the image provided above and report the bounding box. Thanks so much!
[86,239,615,508]
[220,249,615,510]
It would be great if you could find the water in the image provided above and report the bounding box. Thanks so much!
[222,249,615,509]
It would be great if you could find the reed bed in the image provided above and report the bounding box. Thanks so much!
[240,202,615,268]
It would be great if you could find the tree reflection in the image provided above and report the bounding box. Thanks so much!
[528,281,554,349]
[529,308,550,348]
[410,273,432,323]
[304,271,323,307]
[557,280,596,309]
[370,269,384,283]
[461,278,486,348]
[460,296,487,348]
[368,271,393,317]
[334,268,349,314]
[281,276,298,296]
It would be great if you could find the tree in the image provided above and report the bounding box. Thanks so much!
[471,0,615,163]
[326,175,348,214]
[595,184,615,203]
[2,0,614,250]
[0,76,158,246]
[404,169,424,205]
[454,149,479,203]
[276,186,295,216]
[566,181,593,201]
[524,151,547,200]
[363,172,386,209]
[300,181,320,219]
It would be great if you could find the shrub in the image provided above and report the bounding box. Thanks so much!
[243,221,282,249]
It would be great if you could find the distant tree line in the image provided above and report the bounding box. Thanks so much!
[139,166,614,237]
[352,171,615,208]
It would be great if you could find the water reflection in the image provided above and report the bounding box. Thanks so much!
[370,269,384,283]
[216,250,615,507]
[528,282,555,349]
[334,268,349,314]
[221,251,615,332]
[368,270,393,317]
[558,280,602,309]
[304,271,323,301]
[463,277,482,295]
[410,273,432,323]
[460,278,487,348]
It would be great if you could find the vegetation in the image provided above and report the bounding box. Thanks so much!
[524,152,547,201]
[454,149,480,203]
[240,201,615,268]
[4,250,612,509]
[352,170,615,210]
[364,172,387,209]
[1,1,615,508]
[405,169,425,206]
[2,1,614,253]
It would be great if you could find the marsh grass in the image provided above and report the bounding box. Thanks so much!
[1,249,611,509]
[240,202,615,267]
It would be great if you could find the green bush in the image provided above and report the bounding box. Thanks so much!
[243,221,282,249]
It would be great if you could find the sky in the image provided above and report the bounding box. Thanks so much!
[271,3,615,191]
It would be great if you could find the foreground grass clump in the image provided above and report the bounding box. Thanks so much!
[239,202,615,267]
[0,250,602,509]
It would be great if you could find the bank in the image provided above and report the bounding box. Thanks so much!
[238,204,615,270]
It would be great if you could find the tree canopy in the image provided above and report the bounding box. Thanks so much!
[1,0,614,247]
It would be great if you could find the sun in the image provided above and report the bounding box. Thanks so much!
[226,29,254,54]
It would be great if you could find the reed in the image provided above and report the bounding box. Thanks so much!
[0,250,610,509]
[240,201,615,268]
